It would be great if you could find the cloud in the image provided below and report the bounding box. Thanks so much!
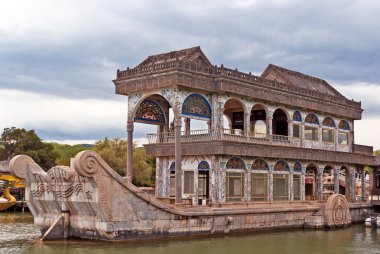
[0,0,379,147]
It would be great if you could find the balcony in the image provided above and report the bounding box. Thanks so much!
[147,129,298,147]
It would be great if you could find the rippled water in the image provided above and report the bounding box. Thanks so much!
[1,212,380,254]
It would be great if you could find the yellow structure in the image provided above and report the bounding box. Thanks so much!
[0,174,24,211]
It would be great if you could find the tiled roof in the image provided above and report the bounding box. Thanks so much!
[261,64,343,97]
[137,46,212,67]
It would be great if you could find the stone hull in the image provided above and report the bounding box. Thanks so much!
[9,151,371,241]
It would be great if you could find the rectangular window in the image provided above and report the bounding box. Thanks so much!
[322,129,334,143]
[170,172,175,197]
[305,126,318,141]
[251,173,268,201]
[273,174,289,201]
[338,132,348,145]
[226,172,244,202]
[293,175,301,201]
[376,175,380,189]
[184,171,194,194]
[293,124,300,138]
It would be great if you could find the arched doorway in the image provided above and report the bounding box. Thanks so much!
[251,104,267,137]
[225,157,246,202]
[224,99,246,132]
[251,159,269,201]
[197,161,210,205]
[272,109,289,136]
[322,165,335,200]
[339,166,350,199]
[273,160,290,201]
[305,163,319,200]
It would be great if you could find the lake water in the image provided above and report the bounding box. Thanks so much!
[1,212,380,254]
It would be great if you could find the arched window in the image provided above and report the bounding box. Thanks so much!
[251,104,267,136]
[338,120,350,145]
[293,162,302,201]
[273,161,290,201]
[135,99,166,124]
[226,157,246,169]
[292,111,302,138]
[197,161,210,203]
[322,117,335,143]
[305,114,319,141]
[251,159,269,201]
[225,157,245,202]
[182,94,211,119]
[323,165,335,200]
[272,109,289,136]
[198,161,210,170]
[293,111,302,122]
[224,99,246,131]
[305,113,319,125]
[169,162,175,197]
[305,164,319,200]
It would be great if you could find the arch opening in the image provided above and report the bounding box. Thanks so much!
[272,109,289,136]
[224,99,246,131]
[251,104,267,137]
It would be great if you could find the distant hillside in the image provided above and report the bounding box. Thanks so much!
[50,143,92,166]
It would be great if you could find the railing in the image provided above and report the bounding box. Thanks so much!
[147,129,296,146]
[353,144,373,155]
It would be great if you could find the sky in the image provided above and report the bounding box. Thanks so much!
[0,0,380,149]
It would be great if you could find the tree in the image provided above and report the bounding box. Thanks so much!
[375,149,380,156]
[51,143,90,166]
[0,127,58,171]
[93,137,155,187]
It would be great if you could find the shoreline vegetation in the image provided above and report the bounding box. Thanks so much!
[0,127,155,187]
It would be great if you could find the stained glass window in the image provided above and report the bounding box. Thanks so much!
[305,113,319,125]
[182,94,211,119]
[135,99,165,124]
[226,157,246,169]
[251,159,269,171]
[338,120,350,131]
[293,111,302,122]
[198,161,210,170]
[169,162,175,171]
[322,117,335,127]
[274,161,290,171]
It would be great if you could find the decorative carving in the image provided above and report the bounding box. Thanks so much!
[305,113,319,125]
[274,160,290,171]
[74,151,101,177]
[251,159,269,171]
[198,161,210,170]
[322,117,336,127]
[293,111,302,122]
[324,194,351,227]
[135,99,165,124]
[338,120,350,130]
[9,155,35,179]
[226,157,246,169]
[182,93,211,119]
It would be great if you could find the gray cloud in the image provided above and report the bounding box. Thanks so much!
[1,0,380,142]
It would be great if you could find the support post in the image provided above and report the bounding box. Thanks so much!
[174,117,182,204]
[318,172,323,201]
[334,172,339,194]
[362,169,366,201]
[126,121,134,183]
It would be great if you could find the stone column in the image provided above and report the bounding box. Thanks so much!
[290,172,294,201]
[301,122,305,148]
[244,112,251,137]
[210,155,218,204]
[301,172,305,201]
[318,125,323,144]
[174,117,183,204]
[267,116,273,136]
[350,168,356,201]
[126,121,134,183]
[207,120,211,130]
[318,172,323,201]
[362,169,366,201]
[185,118,190,135]
[269,172,273,202]
[334,128,339,151]
[334,171,339,194]
[245,172,251,202]
[288,120,293,138]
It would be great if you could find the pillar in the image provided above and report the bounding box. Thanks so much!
[350,168,356,201]
[290,172,294,201]
[267,116,273,136]
[244,112,251,137]
[362,169,366,200]
[185,118,190,135]
[318,172,323,201]
[174,117,183,204]
[126,121,134,183]
[269,172,273,202]
[334,171,339,194]
[301,172,305,201]
[301,122,305,148]
[334,128,339,151]
[288,120,293,139]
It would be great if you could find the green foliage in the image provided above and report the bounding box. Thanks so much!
[0,127,59,171]
[374,149,380,156]
[51,143,90,166]
[92,138,155,187]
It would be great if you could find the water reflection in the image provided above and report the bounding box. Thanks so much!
[1,212,380,254]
